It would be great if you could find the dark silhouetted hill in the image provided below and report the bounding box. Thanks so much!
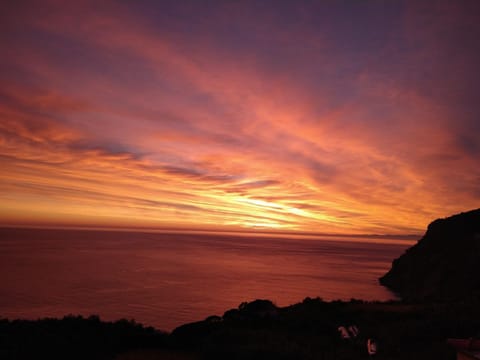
[0,315,167,360]
[380,208,480,302]
[4,298,480,359]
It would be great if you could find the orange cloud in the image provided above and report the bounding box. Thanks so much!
[1,1,479,234]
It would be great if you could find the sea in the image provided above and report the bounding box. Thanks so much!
[0,228,415,331]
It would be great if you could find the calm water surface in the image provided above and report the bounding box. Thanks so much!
[0,228,413,331]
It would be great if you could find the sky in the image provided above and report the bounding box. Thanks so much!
[0,0,479,235]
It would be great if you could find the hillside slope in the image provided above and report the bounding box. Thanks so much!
[380,209,480,301]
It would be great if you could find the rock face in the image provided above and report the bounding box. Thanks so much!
[380,209,480,302]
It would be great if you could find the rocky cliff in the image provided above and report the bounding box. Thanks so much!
[380,208,480,302]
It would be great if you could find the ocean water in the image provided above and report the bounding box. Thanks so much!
[0,228,413,331]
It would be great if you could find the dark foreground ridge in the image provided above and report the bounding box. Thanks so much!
[2,297,480,360]
[380,208,480,301]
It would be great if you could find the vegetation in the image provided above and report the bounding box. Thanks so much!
[2,297,480,359]
[0,315,167,360]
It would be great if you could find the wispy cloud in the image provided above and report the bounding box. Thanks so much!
[1,0,479,234]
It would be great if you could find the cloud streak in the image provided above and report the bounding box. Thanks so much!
[1,0,479,234]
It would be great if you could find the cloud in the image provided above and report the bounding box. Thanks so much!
[0,0,479,234]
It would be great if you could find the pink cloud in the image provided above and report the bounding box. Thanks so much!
[1,1,479,234]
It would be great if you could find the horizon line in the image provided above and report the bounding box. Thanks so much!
[0,223,421,242]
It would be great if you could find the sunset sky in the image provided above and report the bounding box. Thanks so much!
[1,0,479,234]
